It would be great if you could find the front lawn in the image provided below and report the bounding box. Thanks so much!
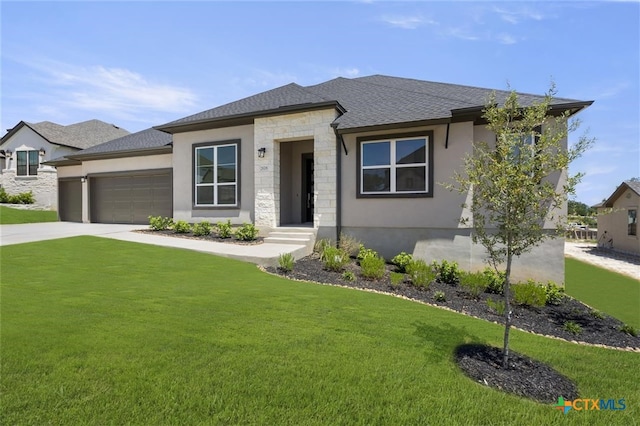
[565,257,640,328]
[1,237,637,424]
[0,205,58,224]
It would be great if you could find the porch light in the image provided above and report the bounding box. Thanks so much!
[39,148,46,156]
[5,149,12,157]
[257,147,266,158]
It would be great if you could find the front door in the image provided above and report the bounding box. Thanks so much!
[302,154,314,223]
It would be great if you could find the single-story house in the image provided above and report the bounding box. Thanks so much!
[0,120,129,209]
[596,180,640,255]
[50,75,592,282]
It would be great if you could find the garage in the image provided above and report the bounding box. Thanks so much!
[58,178,83,222]
[90,169,172,224]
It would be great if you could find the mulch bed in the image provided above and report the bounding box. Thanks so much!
[136,229,264,245]
[266,253,639,403]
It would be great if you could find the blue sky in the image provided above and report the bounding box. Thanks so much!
[1,1,638,205]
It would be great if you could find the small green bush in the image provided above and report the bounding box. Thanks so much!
[406,259,435,289]
[216,220,233,239]
[483,267,505,295]
[589,309,605,320]
[563,321,583,335]
[544,281,566,306]
[278,253,295,273]
[314,238,333,260]
[512,280,547,307]
[459,271,490,298]
[173,220,191,234]
[148,216,174,231]
[338,233,361,258]
[433,291,446,302]
[390,272,404,289]
[357,245,378,262]
[1,189,35,204]
[619,324,638,337]
[486,298,506,316]
[432,260,460,285]
[235,223,259,241]
[322,246,349,272]
[359,254,386,280]
[342,271,356,282]
[192,221,212,236]
[391,252,413,273]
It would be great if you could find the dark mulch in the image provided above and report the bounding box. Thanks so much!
[135,229,264,245]
[454,344,578,403]
[267,254,640,403]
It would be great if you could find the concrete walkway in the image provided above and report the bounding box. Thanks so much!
[565,241,640,281]
[0,222,308,267]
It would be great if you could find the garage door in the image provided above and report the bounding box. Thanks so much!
[58,179,82,222]
[90,170,172,224]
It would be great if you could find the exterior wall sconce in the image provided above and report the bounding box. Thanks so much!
[39,148,46,156]
[257,147,266,158]
[5,149,12,157]
[81,176,87,183]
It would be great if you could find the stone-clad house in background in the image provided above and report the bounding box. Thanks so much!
[596,180,640,256]
[50,75,593,282]
[0,120,129,209]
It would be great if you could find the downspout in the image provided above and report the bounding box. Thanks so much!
[332,124,345,244]
[445,122,450,149]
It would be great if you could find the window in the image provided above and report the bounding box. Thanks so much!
[16,150,39,176]
[194,141,239,207]
[629,209,637,236]
[357,131,433,198]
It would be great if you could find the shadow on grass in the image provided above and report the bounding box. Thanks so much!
[412,321,486,362]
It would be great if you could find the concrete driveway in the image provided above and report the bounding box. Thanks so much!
[0,222,142,246]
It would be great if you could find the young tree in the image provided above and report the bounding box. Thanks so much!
[449,84,593,367]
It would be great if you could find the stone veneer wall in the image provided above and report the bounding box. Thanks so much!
[0,168,58,209]
[254,109,338,235]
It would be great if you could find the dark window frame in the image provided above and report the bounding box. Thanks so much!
[356,131,434,198]
[192,139,241,209]
[628,208,637,236]
[16,150,39,176]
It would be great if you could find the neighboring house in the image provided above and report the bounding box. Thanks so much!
[596,180,640,255]
[0,120,129,209]
[50,75,592,282]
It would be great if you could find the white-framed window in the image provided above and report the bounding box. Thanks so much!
[16,150,39,176]
[629,209,637,236]
[194,142,238,207]
[357,132,432,197]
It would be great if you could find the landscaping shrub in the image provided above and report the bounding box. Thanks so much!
[357,245,378,262]
[359,254,386,280]
[338,233,361,258]
[278,253,294,273]
[563,321,583,335]
[486,298,506,315]
[483,267,505,295]
[235,223,259,241]
[192,221,212,236]
[314,238,333,260]
[619,324,638,337]
[512,280,547,307]
[322,246,349,272]
[433,291,446,302]
[148,216,174,231]
[0,188,35,204]
[589,309,605,320]
[459,271,490,298]
[390,272,404,289]
[391,252,413,273]
[216,220,233,239]
[173,220,191,234]
[544,281,566,306]
[406,259,435,289]
[432,260,460,285]
[342,271,355,282]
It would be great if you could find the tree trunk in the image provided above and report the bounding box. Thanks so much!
[502,252,513,369]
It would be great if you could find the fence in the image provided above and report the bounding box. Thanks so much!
[566,229,598,240]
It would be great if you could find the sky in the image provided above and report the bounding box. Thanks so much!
[1,1,638,206]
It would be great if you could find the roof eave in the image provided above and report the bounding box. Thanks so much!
[335,118,452,135]
[42,158,82,167]
[156,101,344,134]
[450,100,594,125]
[67,145,173,161]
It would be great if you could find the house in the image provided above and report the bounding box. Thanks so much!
[50,75,592,282]
[0,120,129,209]
[596,180,640,255]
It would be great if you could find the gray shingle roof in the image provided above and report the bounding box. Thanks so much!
[70,128,171,158]
[27,119,130,149]
[157,74,592,133]
[624,180,640,196]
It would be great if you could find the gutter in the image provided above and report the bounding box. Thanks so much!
[332,123,344,244]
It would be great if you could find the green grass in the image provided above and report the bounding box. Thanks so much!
[1,237,638,425]
[0,205,58,224]
[565,257,640,328]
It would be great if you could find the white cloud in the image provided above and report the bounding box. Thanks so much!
[493,6,545,24]
[381,15,434,30]
[331,67,360,78]
[496,33,517,45]
[441,27,480,41]
[234,69,298,89]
